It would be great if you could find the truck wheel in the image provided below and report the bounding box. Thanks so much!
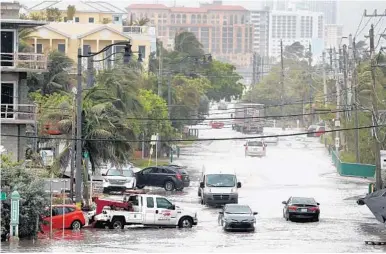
[136,185,145,189]
[164,181,175,191]
[197,189,201,197]
[178,217,193,228]
[109,218,124,229]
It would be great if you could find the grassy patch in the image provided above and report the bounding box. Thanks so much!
[131,158,170,168]
[340,151,357,163]
[179,135,197,146]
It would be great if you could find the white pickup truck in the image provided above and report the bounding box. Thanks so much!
[93,194,198,229]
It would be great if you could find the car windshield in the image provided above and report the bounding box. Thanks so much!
[247,141,263,146]
[291,197,316,205]
[206,174,236,187]
[107,168,122,176]
[225,205,252,214]
[122,169,134,177]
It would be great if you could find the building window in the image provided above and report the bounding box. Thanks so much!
[114,16,119,22]
[171,14,175,24]
[182,14,186,23]
[138,45,146,58]
[203,14,207,24]
[241,15,244,24]
[176,14,181,24]
[32,43,43,54]
[1,31,14,67]
[191,14,196,24]
[83,45,91,55]
[75,17,79,23]
[89,17,94,23]
[1,82,15,119]
[58,44,66,53]
[197,14,201,24]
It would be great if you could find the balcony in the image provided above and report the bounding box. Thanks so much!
[1,104,36,124]
[0,52,48,72]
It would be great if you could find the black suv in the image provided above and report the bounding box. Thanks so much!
[135,166,190,191]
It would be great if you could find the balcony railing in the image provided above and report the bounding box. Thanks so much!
[1,104,36,124]
[0,52,48,71]
[122,26,155,36]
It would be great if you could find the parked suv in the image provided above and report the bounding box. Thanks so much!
[135,166,190,191]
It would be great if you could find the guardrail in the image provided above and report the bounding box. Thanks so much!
[1,103,36,122]
[0,52,47,70]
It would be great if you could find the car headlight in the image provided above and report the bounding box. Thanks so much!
[126,178,133,183]
[230,188,236,193]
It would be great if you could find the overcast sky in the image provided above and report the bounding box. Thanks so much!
[16,0,386,44]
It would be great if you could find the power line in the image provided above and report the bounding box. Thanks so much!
[3,124,385,143]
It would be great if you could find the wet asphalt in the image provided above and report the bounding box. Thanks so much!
[2,108,386,253]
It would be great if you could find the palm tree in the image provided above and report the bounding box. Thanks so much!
[27,51,74,95]
[174,31,204,56]
[18,28,36,52]
[134,17,150,26]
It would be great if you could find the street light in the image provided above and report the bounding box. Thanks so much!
[75,41,142,206]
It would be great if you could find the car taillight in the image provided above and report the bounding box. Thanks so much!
[309,207,319,211]
[176,173,182,180]
[288,206,297,211]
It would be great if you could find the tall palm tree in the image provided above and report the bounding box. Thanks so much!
[134,17,150,26]
[18,28,36,52]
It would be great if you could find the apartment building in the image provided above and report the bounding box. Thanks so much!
[1,2,48,161]
[127,1,254,69]
[269,10,324,59]
[324,24,343,49]
[26,22,153,70]
[25,0,126,24]
[250,7,270,58]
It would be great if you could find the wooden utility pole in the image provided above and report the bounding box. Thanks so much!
[280,40,284,119]
[369,24,383,190]
[352,37,360,163]
[322,51,327,106]
[308,44,313,124]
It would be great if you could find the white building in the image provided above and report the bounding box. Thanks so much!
[324,24,343,49]
[268,10,324,59]
[250,7,270,57]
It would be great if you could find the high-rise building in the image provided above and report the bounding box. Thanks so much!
[301,0,337,24]
[269,10,324,58]
[324,24,343,49]
[250,7,270,58]
[127,2,254,69]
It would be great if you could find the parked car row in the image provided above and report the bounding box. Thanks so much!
[101,163,191,193]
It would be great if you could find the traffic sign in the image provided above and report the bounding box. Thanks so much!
[380,150,386,170]
[0,192,6,201]
[83,151,89,158]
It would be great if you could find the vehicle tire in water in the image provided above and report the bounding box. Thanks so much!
[136,185,145,189]
[94,221,105,229]
[164,181,175,191]
[178,217,193,228]
[109,218,124,229]
[313,216,319,222]
[71,220,82,230]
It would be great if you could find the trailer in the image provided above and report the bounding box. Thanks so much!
[232,103,265,134]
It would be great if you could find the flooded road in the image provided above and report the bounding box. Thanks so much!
[2,120,386,252]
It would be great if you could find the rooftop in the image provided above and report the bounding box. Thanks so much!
[0,18,48,28]
[26,0,126,14]
[128,3,246,12]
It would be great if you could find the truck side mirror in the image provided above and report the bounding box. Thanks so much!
[102,173,106,176]
[237,182,242,188]
[219,211,223,215]
[200,182,205,188]
[169,204,176,210]
[282,201,287,205]
[253,212,258,215]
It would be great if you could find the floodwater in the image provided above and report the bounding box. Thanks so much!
[2,111,386,253]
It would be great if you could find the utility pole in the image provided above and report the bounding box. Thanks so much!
[308,44,313,124]
[322,51,327,106]
[70,91,76,200]
[157,41,163,96]
[342,44,348,120]
[334,47,341,155]
[167,72,172,119]
[252,52,257,85]
[352,37,360,163]
[75,47,83,206]
[280,40,284,120]
[369,24,383,190]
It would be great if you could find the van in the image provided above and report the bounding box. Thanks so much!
[197,166,242,206]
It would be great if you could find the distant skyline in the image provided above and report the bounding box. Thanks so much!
[14,0,386,44]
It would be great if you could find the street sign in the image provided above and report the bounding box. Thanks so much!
[380,150,386,170]
[10,190,20,225]
[83,151,89,158]
[335,137,340,149]
[150,134,158,145]
[0,192,6,201]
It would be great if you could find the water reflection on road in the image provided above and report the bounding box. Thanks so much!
[2,126,386,252]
